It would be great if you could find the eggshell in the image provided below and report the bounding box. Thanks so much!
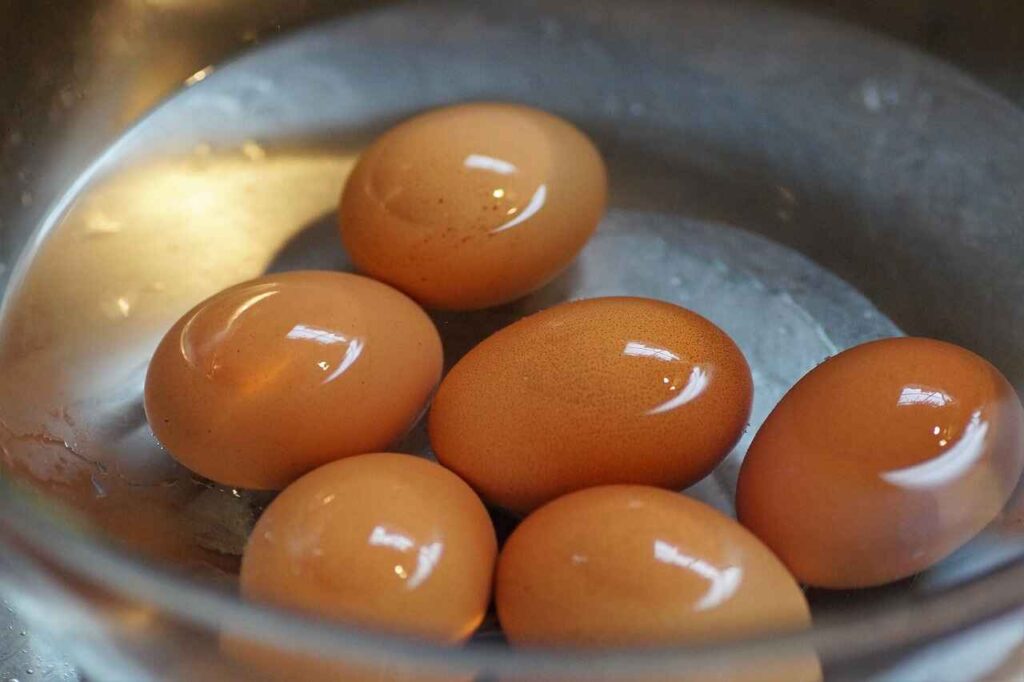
[340,102,607,310]
[145,271,442,489]
[429,297,753,513]
[240,453,497,641]
[737,337,1024,588]
[222,636,473,682]
[495,485,815,681]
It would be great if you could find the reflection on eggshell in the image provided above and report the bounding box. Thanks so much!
[737,337,1024,588]
[340,102,607,310]
[239,453,496,643]
[429,297,753,514]
[496,486,818,681]
[145,271,442,490]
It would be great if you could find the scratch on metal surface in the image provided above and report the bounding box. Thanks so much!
[0,416,106,473]
[776,290,840,356]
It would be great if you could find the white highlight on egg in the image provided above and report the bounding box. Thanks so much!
[368,528,444,589]
[491,184,547,233]
[647,366,712,416]
[623,341,680,362]
[286,324,348,345]
[407,542,444,590]
[653,540,742,611]
[882,411,989,489]
[897,386,955,408]
[464,154,517,175]
[368,525,416,552]
[286,325,365,384]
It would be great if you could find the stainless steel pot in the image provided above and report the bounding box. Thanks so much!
[2,2,1023,680]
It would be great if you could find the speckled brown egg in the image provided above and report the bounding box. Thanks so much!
[496,486,816,679]
[737,337,1024,589]
[226,453,491,682]
[240,453,497,641]
[145,271,442,490]
[429,297,753,514]
[223,639,471,682]
[339,102,607,310]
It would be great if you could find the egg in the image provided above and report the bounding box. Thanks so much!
[339,102,607,310]
[223,638,470,682]
[737,337,1024,589]
[429,297,753,514]
[240,453,497,641]
[496,485,817,682]
[145,271,442,490]
[225,453,491,682]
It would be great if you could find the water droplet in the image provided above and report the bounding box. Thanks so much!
[185,66,215,87]
[24,669,33,675]
[18,630,25,636]
[241,140,266,161]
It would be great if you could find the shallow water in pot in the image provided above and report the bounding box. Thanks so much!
[1,0,1022,651]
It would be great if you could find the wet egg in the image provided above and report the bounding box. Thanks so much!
[737,337,1024,588]
[495,486,815,670]
[429,297,753,514]
[239,453,497,642]
[223,638,470,682]
[339,102,607,310]
[145,271,442,490]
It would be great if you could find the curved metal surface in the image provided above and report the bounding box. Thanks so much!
[2,1,1024,681]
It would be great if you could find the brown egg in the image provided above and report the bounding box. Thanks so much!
[496,486,815,661]
[429,297,753,514]
[239,453,497,642]
[737,337,1024,589]
[222,636,472,682]
[145,271,442,490]
[339,102,607,310]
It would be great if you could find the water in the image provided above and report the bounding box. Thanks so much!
[0,146,897,581]
[0,4,1018,675]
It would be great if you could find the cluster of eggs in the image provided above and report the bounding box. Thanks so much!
[144,103,1024,678]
